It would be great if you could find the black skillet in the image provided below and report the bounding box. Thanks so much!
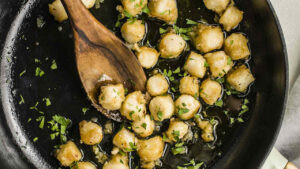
[0,0,288,169]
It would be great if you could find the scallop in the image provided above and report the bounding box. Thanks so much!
[226,65,255,92]
[71,161,97,169]
[189,24,224,53]
[132,114,155,137]
[121,0,148,16]
[195,117,214,142]
[103,154,129,169]
[121,20,145,44]
[183,51,207,79]
[113,128,138,152]
[149,95,175,121]
[179,76,199,97]
[159,32,186,59]
[79,120,103,145]
[204,51,233,78]
[165,119,189,142]
[99,84,125,111]
[121,91,146,121]
[224,33,250,60]
[56,141,82,166]
[147,74,169,96]
[219,6,244,32]
[136,46,160,69]
[199,79,222,105]
[203,0,230,14]
[137,136,165,162]
[175,95,201,120]
[148,0,178,24]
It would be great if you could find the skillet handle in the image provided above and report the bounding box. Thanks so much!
[262,148,298,169]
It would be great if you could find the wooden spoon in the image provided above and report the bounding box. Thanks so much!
[61,0,147,122]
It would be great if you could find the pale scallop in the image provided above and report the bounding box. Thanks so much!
[121,91,146,121]
[199,79,222,105]
[184,51,207,78]
[147,74,169,96]
[149,95,175,121]
[175,95,201,120]
[159,33,186,59]
[121,20,145,44]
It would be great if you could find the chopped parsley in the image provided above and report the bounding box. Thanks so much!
[186,19,197,25]
[142,6,150,14]
[215,100,223,107]
[177,107,189,115]
[159,28,168,34]
[129,111,135,119]
[35,67,45,77]
[204,61,209,67]
[141,123,147,129]
[36,116,45,129]
[33,137,39,142]
[172,130,180,141]
[43,98,51,106]
[177,160,203,169]
[157,111,163,120]
[48,115,71,143]
[227,57,232,65]
[51,60,57,70]
[82,107,89,114]
[19,95,25,104]
[19,70,26,77]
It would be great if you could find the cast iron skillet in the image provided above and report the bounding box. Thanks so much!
[0,0,288,168]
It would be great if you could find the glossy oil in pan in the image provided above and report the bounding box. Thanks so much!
[0,0,288,169]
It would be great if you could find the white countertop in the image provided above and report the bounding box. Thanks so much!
[271,0,300,87]
[270,0,300,166]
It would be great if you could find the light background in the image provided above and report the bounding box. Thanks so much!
[271,0,300,166]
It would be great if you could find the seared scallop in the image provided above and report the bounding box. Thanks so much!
[56,141,82,166]
[137,136,165,162]
[99,84,125,111]
[189,24,224,53]
[121,20,145,44]
[71,162,97,169]
[219,6,244,32]
[49,0,96,22]
[121,0,148,16]
[136,46,160,69]
[148,0,178,24]
[226,65,255,92]
[121,91,146,121]
[203,0,230,14]
[79,120,103,145]
[224,33,250,60]
[175,95,201,120]
[103,153,129,169]
[179,76,199,97]
[195,117,215,142]
[132,114,155,137]
[149,95,175,121]
[204,51,233,78]
[113,128,138,152]
[165,119,189,142]
[147,74,169,96]
[159,32,186,59]
[199,79,222,105]
[184,51,207,79]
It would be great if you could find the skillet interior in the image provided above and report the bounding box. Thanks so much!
[0,0,288,169]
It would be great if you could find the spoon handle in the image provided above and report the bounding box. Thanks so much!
[60,0,111,43]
